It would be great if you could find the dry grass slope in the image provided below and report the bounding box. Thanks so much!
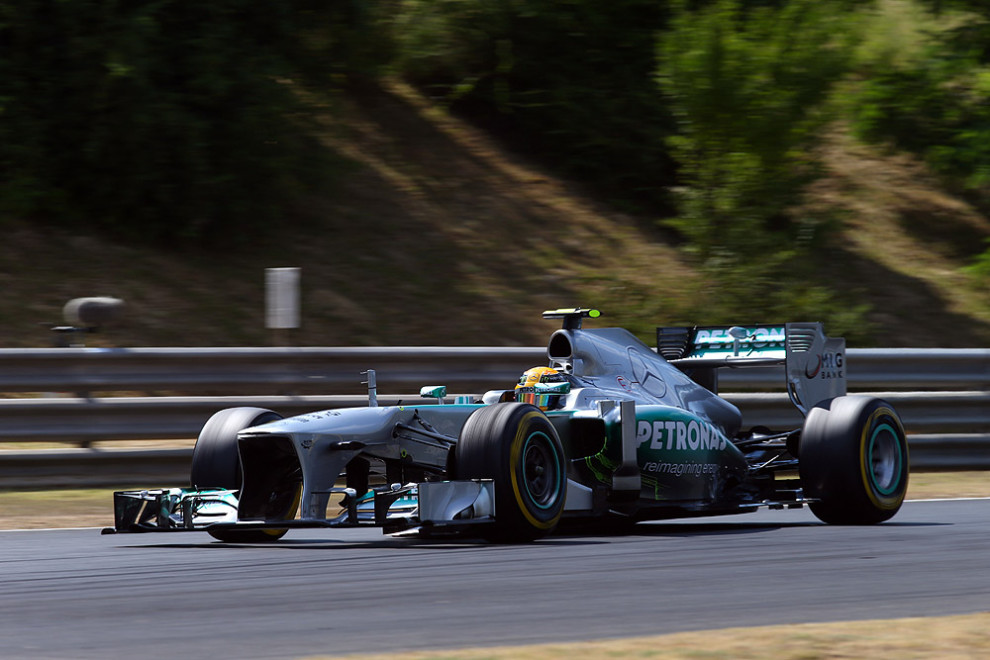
[1,81,987,349]
[806,128,990,346]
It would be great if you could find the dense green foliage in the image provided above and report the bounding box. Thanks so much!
[0,0,369,245]
[1,0,987,303]
[392,0,675,212]
[655,0,871,332]
[658,0,852,261]
[388,0,875,331]
[851,0,990,278]
[853,29,990,202]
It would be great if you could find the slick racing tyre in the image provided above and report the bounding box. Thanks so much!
[190,407,297,543]
[456,403,566,542]
[799,396,909,524]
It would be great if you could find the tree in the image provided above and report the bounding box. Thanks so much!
[392,0,675,212]
[0,0,356,246]
[657,0,853,264]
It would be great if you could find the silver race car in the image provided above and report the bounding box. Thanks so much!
[106,308,909,542]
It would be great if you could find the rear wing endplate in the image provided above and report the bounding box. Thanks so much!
[658,322,846,415]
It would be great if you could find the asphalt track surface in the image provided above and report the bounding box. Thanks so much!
[3,499,990,659]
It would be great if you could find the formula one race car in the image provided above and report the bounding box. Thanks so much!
[106,309,909,543]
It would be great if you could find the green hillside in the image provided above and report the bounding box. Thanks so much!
[1,0,988,349]
[2,79,986,350]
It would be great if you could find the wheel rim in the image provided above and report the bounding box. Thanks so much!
[868,422,902,496]
[522,431,562,509]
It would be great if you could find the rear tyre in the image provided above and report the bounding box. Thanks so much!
[799,396,909,524]
[456,403,566,542]
[190,407,295,542]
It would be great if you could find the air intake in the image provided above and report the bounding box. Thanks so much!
[548,330,573,360]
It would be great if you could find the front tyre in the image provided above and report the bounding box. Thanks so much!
[190,407,295,542]
[456,403,566,542]
[799,396,909,524]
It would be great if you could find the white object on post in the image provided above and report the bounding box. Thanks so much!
[265,268,300,330]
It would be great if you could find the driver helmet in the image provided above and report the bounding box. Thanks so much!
[515,366,567,410]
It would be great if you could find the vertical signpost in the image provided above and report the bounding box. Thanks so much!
[265,267,300,346]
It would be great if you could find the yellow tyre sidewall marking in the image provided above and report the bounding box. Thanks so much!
[262,483,302,538]
[859,407,907,510]
[509,411,562,531]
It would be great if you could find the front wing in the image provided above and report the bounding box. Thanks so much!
[102,480,498,536]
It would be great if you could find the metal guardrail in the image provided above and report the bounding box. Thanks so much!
[730,391,990,433]
[0,395,405,442]
[721,348,990,390]
[1,448,194,489]
[0,391,986,443]
[0,346,546,394]
[7,432,990,489]
[0,346,986,394]
[0,347,987,486]
[0,392,987,487]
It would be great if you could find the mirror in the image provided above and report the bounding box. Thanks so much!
[420,385,447,401]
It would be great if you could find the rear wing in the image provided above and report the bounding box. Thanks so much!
[658,322,846,415]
